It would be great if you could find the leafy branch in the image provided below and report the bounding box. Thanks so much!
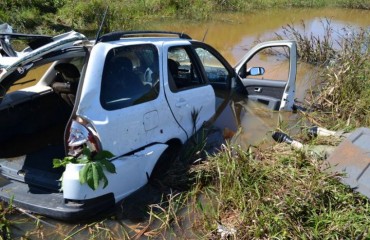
[53,147,116,190]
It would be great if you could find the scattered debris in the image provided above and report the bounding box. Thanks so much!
[223,128,235,140]
[271,128,339,158]
[307,126,342,137]
[272,127,370,200]
[0,23,13,34]
[272,131,303,150]
[217,223,236,239]
[325,128,370,198]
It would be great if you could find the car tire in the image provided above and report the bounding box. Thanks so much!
[150,143,181,180]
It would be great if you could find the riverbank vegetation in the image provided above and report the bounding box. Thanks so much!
[165,141,370,239]
[1,0,370,36]
[276,20,370,129]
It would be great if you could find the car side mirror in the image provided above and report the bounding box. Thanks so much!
[247,67,265,76]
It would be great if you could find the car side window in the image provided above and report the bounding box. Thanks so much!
[167,46,204,92]
[240,46,290,81]
[194,47,230,87]
[100,44,159,110]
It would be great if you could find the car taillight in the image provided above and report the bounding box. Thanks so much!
[67,119,101,156]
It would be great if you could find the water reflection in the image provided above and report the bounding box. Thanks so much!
[148,8,370,64]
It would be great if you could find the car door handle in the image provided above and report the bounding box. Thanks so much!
[254,87,262,93]
[175,99,187,107]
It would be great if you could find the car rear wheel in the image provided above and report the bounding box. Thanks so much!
[150,141,181,179]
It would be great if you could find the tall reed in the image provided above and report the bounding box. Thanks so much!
[277,20,370,128]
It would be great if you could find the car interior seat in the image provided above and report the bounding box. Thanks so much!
[52,63,80,106]
[168,58,179,91]
[106,56,151,105]
[117,57,148,94]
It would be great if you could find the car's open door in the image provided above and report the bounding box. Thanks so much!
[234,41,297,111]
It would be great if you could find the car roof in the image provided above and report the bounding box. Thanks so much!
[93,31,195,52]
[0,30,195,98]
[96,37,192,49]
[1,31,194,70]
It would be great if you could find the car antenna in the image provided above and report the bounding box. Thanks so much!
[202,28,209,42]
[95,6,109,44]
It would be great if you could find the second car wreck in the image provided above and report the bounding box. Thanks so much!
[0,29,297,220]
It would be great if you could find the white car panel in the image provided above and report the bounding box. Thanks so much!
[77,41,188,156]
[63,143,168,201]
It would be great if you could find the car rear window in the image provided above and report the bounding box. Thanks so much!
[100,44,159,110]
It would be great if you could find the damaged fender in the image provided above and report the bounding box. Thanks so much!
[62,143,168,201]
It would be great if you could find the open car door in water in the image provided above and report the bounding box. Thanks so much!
[192,40,297,137]
[192,40,297,111]
[234,41,297,111]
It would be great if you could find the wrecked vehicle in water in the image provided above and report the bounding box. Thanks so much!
[0,30,297,220]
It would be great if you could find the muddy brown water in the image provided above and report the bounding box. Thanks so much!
[6,8,370,239]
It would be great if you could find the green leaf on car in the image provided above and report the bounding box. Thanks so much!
[54,147,116,191]
[100,159,116,173]
[93,150,114,161]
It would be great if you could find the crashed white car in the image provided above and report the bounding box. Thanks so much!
[0,30,297,220]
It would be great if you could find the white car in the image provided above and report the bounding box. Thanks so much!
[0,30,297,220]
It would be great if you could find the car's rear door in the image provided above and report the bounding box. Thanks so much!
[234,41,297,111]
[162,41,216,138]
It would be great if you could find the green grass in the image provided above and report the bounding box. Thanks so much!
[211,144,368,238]
[151,142,370,239]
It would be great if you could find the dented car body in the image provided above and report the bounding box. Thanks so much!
[0,30,297,220]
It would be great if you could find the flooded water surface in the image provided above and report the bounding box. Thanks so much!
[7,7,370,239]
[145,7,370,147]
[150,8,370,63]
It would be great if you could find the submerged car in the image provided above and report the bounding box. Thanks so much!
[0,30,297,220]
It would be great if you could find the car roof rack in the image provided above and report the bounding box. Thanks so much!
[97,31,192,43]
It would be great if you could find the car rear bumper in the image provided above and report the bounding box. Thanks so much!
[0,177,115,221]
